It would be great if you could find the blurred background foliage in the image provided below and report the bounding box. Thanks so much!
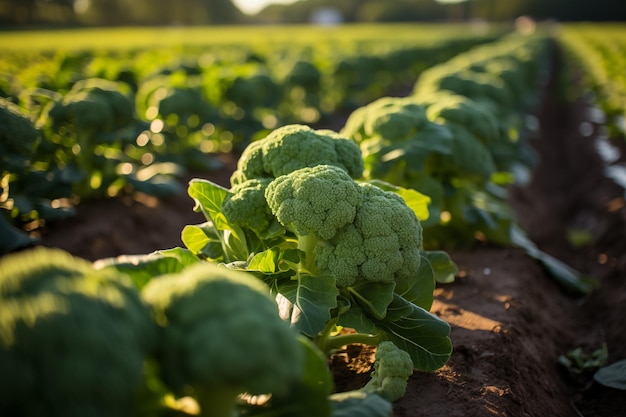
[1,0,624,28]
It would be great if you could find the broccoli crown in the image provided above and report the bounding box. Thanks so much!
[315,182,422,288]
[362,341,414,402]
[156,87,213,122]
[47,78,134,132]
[222,177,277,235]
[0,247,155,417]
[341,97,428,145]
[420,92,501,146]
[141,262,303,397]
[230,124,363,185]
[265,165,363,241]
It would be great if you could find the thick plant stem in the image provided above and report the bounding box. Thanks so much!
[194,385,241,417]
[297,233,319,274]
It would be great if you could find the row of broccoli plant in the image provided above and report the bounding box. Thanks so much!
[1,33,503,256]
[559,24,626,141]
[337,31,593,295]
[0,123,457,416]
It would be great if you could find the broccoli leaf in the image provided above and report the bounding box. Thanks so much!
[421,250,458,284]
[393,254,436,310]
[346,281,395,320]
[594,360,626,390]
[188,178,231,230]
[182,222,224,261]
[377,294,452,371]
[276,273,338,337]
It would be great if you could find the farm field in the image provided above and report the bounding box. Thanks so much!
[2,23,626,417]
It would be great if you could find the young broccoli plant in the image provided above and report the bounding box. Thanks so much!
[181,124,454,375]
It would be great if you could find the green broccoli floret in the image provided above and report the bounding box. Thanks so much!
[265,164,363,241]
[265,165,422,288]
[316,182,422,287]
[230,124,363,185]
[141,262,304,417]
[0,247,155,417]
[362,341,414,402]
[222,177,281,237]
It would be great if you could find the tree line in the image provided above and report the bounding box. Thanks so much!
[1,0,624,27]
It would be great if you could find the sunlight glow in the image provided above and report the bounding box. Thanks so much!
[232,0,298,15]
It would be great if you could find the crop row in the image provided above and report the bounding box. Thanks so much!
[0,30,502,254]
[559,24,626,139]
[0,29,583,417]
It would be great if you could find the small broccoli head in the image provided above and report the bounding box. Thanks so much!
[141,262,303,417]
[0,247,155,417]
[222,177,281,236]
[265,165,363,241]
[362,341,414,402]
[230,124,363,185]
[316,183,422,288]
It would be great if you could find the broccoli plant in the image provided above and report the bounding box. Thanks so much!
[0,98,74,255]
[340,95,515,248]
[141,262,306,417]
[0,247,155,417]
[177,124,454,374]
[39,78,180,199]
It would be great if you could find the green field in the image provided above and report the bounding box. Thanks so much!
[0,23,507,51]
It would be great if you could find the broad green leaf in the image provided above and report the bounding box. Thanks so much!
[181,223,224,261]
[594,360,626,390]
[329,391,392,417]
[248,249,279,273]
[421,250,457,284]
[377,294,452,371]
[394,255,435,310]
[337,307,377,334]
[278,274,338,337]
[187,178,231,230]
[346,281,395,320]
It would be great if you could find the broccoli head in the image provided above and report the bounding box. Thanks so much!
[46,78,135,133]
[141,262,304,417]
[230,124,363,185]
[264,164,422,288]
[362,341,414,402]
[0,247,155,417]
[222,177,279,237]
[316,182,422,287]
[265,164,363,241]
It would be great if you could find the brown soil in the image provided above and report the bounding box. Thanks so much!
[35,43,626,416]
